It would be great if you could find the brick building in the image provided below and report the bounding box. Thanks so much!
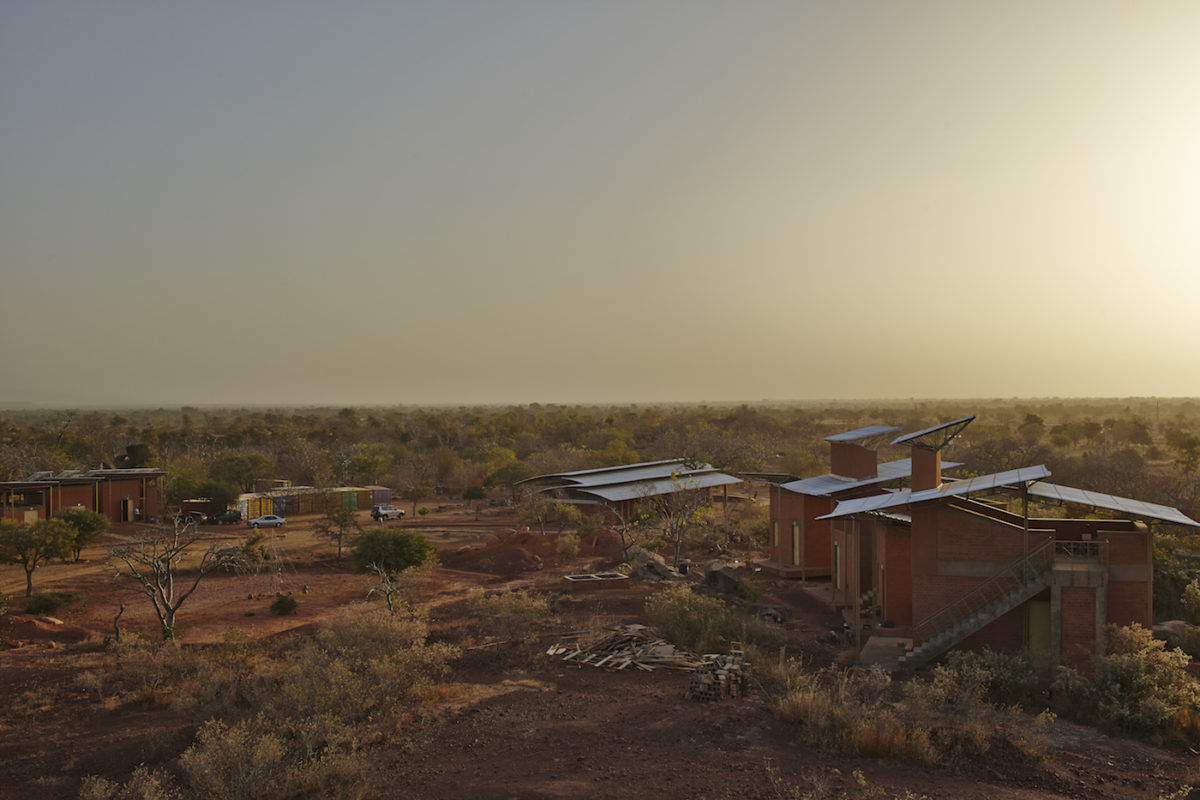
[759,424,961,579]
[0,468,165,524]
[763,415,1198,671]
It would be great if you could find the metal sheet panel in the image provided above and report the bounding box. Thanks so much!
[824,425,901,443]
[520,459,686,485]
[891,415,977,446]
[780,458,963,497]
[818,465,1050,519]
[578,472,742,503]
[565,462,718,488]
[1028,481,1200,527]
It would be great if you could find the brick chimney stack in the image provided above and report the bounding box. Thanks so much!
[911,447,942,491]
[829,441,879,479]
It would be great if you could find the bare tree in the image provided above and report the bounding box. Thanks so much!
[365,561,428,616]
[653,488,713,569]
[109,516,243,640]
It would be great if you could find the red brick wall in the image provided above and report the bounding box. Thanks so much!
[768,490,831,569]
[911,448,941,491]
[878,523,912,626]
[803,496,832,568]
[830,442,877,479]
[1061,585,1098,671]
[56,484,97,514]
[1106,529,1150,566]
[97,478,159,522]
[1107,580,1150,628]
[960,605,1026,653]
[909,504,1052,637]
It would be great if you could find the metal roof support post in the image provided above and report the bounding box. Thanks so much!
[854,516,862,655]
[1023,486,1030,583]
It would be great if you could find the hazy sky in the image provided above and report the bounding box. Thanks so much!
[2,1,1199,407]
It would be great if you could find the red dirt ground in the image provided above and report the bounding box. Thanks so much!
[1,505,1197,799]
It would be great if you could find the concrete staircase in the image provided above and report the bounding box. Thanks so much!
[896,540,1055,671]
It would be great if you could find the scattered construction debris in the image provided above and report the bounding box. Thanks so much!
[547,624,701,671]
[686,646,746,702]
[547,624,749,702]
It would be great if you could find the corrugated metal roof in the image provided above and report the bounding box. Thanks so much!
[561,461,719,489]
[575,472,743,503]
[1028,481,1200,527]
[779,457,963,497]
[817,465,1051,520]
[824,425,901,443]
[521,459,688,485]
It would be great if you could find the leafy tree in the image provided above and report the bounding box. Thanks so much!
[56,506,110,562]
[352,529,434,574]
[196,480,238,513]
[397,484,431,518]
[209,452,274,493]
[0,518,76,597]
[312,506,362,561]
[109,517,243,639]
[517,493,555,535]
[345,443,396,486]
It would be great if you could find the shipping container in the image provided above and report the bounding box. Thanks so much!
[296,489,319,515]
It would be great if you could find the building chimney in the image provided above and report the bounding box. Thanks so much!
[829,441,878,479]
[911,447,942,491]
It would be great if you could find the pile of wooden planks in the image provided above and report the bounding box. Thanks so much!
[546,624,703,672]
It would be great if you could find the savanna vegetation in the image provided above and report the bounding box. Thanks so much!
[4,398,1200,798]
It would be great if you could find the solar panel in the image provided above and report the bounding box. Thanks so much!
[824,425,901,443]
[1028,482,1199,527]
[780,458,963,497]
[891,414,977,450]
[817,464,1050,520]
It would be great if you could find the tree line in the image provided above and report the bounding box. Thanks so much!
[1,398,1198,520]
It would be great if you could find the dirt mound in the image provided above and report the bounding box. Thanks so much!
[579,530,624,560]
[1,614,94,645]
[439,529,551,575]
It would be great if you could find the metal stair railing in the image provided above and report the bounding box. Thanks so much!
[912,538,1056,647]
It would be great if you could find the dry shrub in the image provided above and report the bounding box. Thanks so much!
[1076,623,1200,743]
[257,609,458,741]
[555,533,580,560]
[82,606,458,800]
[645,585,737,653]
[645,584,790,659]
[176,717,371,800]
[469,589,553,642]
[778,662,1037,766]
[79,766,178,800]
[178,719,287,800]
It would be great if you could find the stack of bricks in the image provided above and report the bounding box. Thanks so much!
[686,645,746,702]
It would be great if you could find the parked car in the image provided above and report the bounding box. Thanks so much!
[205,509,242,525]
[248,514,286,528]
[370,504,405,522]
